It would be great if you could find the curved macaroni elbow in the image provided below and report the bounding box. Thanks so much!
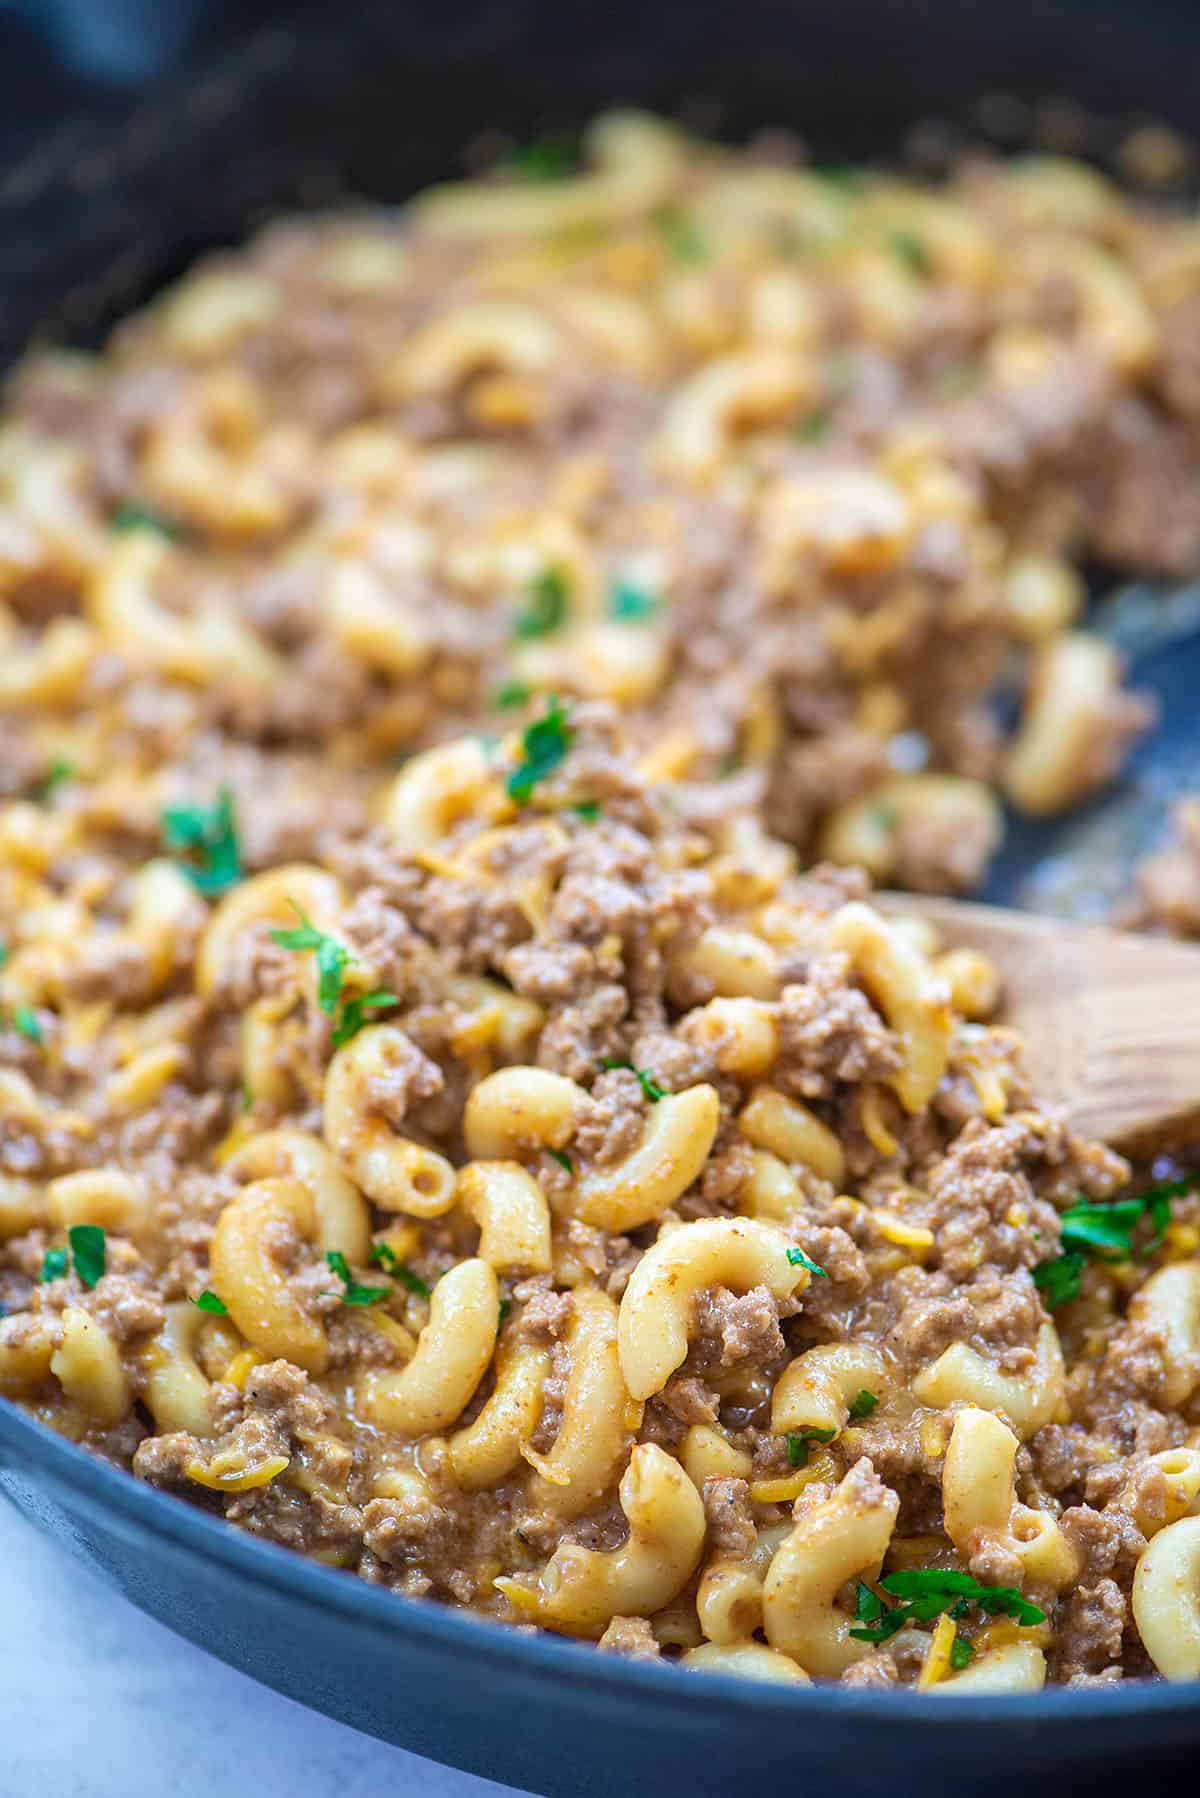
[457,1161,553,1273]
[932,1642,1047,1694]
[618,1217,809,1401]
[527,1288,631,1518]
[358,1258,499,1437]
[912,1321,1066,1439]
[762,1460,900,1677]
[448,1340,550,1492]
[1128,1260,1200,1408]
[141,1302,215,1436]
[828,901,951,1112]
[209,1177,329,1375]
[680,1641,811,1685]
[50,1307,131,1426]
[943,1405,1079,1589]
[462,1067,582,1161]
[526,1444,706,1637]
[570,1085,720,1232]
[1133,1515,1200,1680]
[324,1024,457,1217]
[771,1342,890,1438]
[227,1128,372,1264]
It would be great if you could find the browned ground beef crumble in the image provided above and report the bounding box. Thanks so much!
[1,116,1199,1693]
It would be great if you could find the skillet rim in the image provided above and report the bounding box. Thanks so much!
[3,1393,1199,1726]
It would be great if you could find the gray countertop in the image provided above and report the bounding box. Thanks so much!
[1,1498,523,1797]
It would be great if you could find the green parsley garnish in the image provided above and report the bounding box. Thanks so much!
[718,750,741,778]
[1033,1178,1190,1308]
[498,135,579,182]
[607,580,660,623]
[813,165,867,191]
[12,1006,43,1045]
[786,1245,828,1278]
[161,787,242,896]
[786,1425,838,1468]
[38,756,77,799]
[112,501,180,538]
[270,904,352,1016]
[849,1570,1045,1643]
[241,1080,254,1113]
[69,1224,107,1290]
[331,989,399,1050]
[599,1057,665,1103]
[507,697,573,804]
[848,1388,879,1420]
[574,802,601,823]
[549,1147,574,1175]
[949,1636,976,1671]
[513,567,569,640]
[192,1289,228,1315]
[493,680,532,711]
[39,1247,68,1282]
[498,1298,512,1332]
[889,229,931,275]
[324,1249,391,1307]
[795,409,831,443]
[368,1240,431,1299]
[0,944,8,967]
[654,207,708,263]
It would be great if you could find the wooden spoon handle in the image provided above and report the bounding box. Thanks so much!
[880,894,1200,1151]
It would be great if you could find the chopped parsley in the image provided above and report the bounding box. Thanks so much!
[949,1636,976,1671]
[69,1224,107,1290]
[12,1006,43,1045]
[498,1298,512,1332]
[324,1249,391,1307]
[786,1245,828,1279]
[513,567,569,640]
[849,1570,1045,1643]
[112,501,180,538]
[38,756,77,799]
[813,165,868,191]
[498,135,579,182]
[241,1080,254,1113]
[368,1241,431,1299]
[889,229,931,275]
[607,579,660,623]
[600,1057,665,1103]
[1033,1178,1190,1308]
[718,750,741,778]
[270,904,352,1016]
[39,1247,68,1283]
[848,1388,879,1420]
[549,1147,574,1175]
[574,801,601,823]
[654,207,708,263]
[331,989,399,1050]
[786,1425,838,1468]
[795,408,831,443]
[161,787,242,896]
[507,697,573,804]
[0,944,7,967]
[493,680,532,711]
[192,1289,228,1315]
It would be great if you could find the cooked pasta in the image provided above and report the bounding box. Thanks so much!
[0,116,1198,1692]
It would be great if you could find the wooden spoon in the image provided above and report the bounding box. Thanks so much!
[880,894,1200,1153]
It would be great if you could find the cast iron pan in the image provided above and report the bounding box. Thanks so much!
[1,5,1198,1792]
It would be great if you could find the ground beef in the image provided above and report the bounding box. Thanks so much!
[775,958,902,1098]
[701,1476,756,1558]
[695,1283,786,1368]
[596,1616,662,1658]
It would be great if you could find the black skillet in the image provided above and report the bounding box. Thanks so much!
[1,4,1199,1793]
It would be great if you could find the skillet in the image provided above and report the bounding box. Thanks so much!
[1,3,1199,1790]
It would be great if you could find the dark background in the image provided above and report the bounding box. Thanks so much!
[3,0,1200,364]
